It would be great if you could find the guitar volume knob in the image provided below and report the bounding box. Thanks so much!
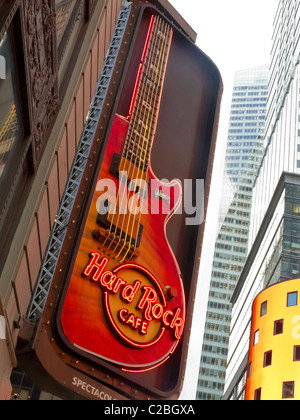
[164,286,178,302]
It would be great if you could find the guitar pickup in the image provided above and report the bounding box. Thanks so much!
[110,153,149,198]
[96,200,143,249]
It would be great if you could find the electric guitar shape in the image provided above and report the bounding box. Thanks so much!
[60,14,186,371]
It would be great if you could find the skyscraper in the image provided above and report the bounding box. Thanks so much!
[197,65,268,400]
[224,0,300,400]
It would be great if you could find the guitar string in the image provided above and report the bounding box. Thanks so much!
[124,23,172,261]
[114,17,167,259]
[119,19,172,262]
[130,24,173,260]
[102,16,171,260]
[102,16,161,252]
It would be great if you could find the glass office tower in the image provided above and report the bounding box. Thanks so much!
[224,0,300,400]
[197,65,268,400]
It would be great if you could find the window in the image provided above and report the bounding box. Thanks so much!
[254,388,262,400]
[260,301,267,317]
[294,346,300,361]
[282,382,295,399]
[253,330,259,346]
[0,30,23,185]
[55,0,77,44]
[287,292,298,307]
[274,319,284,335]
[56,0,93,94]
[263,351,272,367]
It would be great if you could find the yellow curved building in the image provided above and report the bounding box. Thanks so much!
[246,279,300,400]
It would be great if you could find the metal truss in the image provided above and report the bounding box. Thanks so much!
[27,2,132,322]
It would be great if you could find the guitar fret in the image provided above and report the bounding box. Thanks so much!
[142,100,152,111]
[157,30,166,40]
[150,63,159,75]
[145,75,159,89]
[125,152,148,172]
[124,140,148,155]
[138,119,149,131]
[135,90,159,109]
[123,16,172,172]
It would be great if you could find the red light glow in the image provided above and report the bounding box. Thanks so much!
[82,253,185,347]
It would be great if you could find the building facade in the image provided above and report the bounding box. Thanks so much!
[246,278,300,400]
[224,0,300,400]
[197,66,268,400]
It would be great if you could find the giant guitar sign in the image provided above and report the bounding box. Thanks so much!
[24,2,222,400]
[59,15,186,371]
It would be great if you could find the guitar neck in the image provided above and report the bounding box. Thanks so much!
[123,16,173,173]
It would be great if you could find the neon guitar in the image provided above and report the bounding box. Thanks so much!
[60,14,186,371]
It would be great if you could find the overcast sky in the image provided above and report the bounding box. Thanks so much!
[169,0,278,138]
[167,1,280,399]
[169,0,277,72]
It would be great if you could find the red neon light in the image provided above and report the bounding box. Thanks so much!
[150,28,173,139]
[128,63,143,116]
[83,253,109,282]
[113,262,167,307]
[128,15,156,117]
[104,292,166,349]
[152,303,164,320]
[162,310,173,327]
[137,286,159,322]
[122,280,142,303]
[170,308,185,340]
[82,254,185,348]
[142,14,156,61]
[118,308,148,336]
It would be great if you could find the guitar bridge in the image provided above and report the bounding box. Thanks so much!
[96,200,143,249]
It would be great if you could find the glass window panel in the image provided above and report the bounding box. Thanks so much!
[291,262,300,276]
[295,186,300,197]
[285,201,293,213]
[284,219,293,234]
[253,330,259,346]
[282,382,294,399]
[283,237,300,256]
[286,184,295,197]
[55,0,77,43]
[294,346,300,361]
[260,301,267,317]
[0,30,22,183]
[281,258,300,278]
[282,259,291,277]
[263,350,272,367]
[287,292,298,307]
[292,220,300,235]
[254,388,261,400]
[285,200,300,214]
[274,319,284,335]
